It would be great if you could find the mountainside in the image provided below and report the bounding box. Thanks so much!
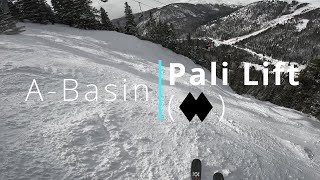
[1,23,320,179]
[151,0,320,118]
[192,0,320,65]
[231,6,320,119]
[160,0,250,4]
[195,0,309,39]
[160,0,320,7]
[112,3,238,37]
[237,7,320,64]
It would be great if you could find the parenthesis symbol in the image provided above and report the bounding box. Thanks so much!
[168,95,175,122]
[218,95,225,122]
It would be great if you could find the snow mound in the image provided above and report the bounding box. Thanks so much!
[296,19,309,31]
[1,23,320,179]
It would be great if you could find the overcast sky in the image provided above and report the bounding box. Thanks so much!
[47,0,320,20]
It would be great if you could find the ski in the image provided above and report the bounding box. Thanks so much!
[191,159,201,180]
[213,172,224,180]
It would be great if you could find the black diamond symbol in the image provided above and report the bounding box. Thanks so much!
[180,92,213,122]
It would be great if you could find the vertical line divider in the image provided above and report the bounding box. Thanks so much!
[158,60,163,121]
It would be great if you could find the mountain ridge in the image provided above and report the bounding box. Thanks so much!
[112,3,239,37]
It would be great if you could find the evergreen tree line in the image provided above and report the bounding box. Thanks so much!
[1,0,178,51]
[174,38,320,120]
[1,0,140,33]
[4,0,114,30]
[143,11,177,51]
[0,0,24,34]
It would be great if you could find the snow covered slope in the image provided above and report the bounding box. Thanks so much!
[196,0,314,40]
[222,2,316,45]
[1,23,320,180]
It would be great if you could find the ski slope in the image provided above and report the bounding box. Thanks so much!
[1,23,320,180]
[222,3,316,45]
[199,4,315,71]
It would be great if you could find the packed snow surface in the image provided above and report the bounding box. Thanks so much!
[1,24,320,180]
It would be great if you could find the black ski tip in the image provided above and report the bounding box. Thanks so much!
[192,159,201,163]
[191,159,201,180]
[213,172,224,180]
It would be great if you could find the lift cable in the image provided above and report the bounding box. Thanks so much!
[130,0,154,9]
[146,0,167,6]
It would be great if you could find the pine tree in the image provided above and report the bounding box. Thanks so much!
[296,57,320,118]
[146,11,156,40]
[100,7,113,30]
[115,21,123,32]
[16,0,53,24]
[124,2,137,35]
[8,0,19,19]
[165,23,177,50]
[74,0,99,29]
[310,58,320,72]
[51,0,74,26]
[0,0,24,35]
[52,0,99,29]
[41,3,55,24]
[145,18,177,51]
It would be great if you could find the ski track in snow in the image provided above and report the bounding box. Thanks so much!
[1,23,320,180]
[200,4,315,71]
[222,4,316,45]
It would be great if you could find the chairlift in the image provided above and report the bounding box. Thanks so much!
[138,2,144,20]
[98,0,108,5]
